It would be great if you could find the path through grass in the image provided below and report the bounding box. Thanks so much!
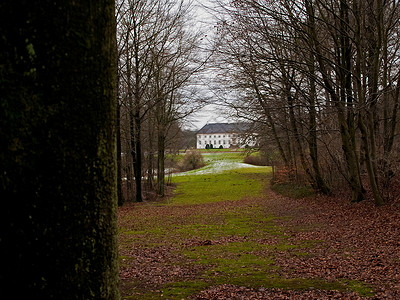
[118,152,374,299]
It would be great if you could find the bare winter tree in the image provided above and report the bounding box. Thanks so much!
[212,0,400,204]
[117,0,208,201]
[212,0,330,193]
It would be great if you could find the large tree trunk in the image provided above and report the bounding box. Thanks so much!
[0,1,119,298]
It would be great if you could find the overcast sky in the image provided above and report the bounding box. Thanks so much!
[183,0,231,131]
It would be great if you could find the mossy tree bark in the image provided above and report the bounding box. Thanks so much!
[0,0,119,298]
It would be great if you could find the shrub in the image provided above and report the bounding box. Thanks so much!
[243,152,268,166]
[179,150,205,171]
[219,145,223,149]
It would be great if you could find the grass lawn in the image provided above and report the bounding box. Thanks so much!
[118,151,375,299]
[169,168,268,205]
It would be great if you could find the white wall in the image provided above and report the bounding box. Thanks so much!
[196,133,256,149]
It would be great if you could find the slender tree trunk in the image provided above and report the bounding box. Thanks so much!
[383,75,400,167]
[358,0,384,205]
[287,87,315,186]
[157,129,166,196]
[146,115,155,191]
[307,52,330,194]
[131,111,143,202]
[0,1,119,298]
[117,102,124,206]
[359,112,384,205]
[116,32,124,206]
[251,76,290,167]
[305,0,365,202]
[125,153,134,202]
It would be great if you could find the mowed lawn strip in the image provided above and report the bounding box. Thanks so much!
[169,167,268,205]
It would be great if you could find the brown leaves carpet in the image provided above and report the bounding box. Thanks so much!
[119,190,400,299]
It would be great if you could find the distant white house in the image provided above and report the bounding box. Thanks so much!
[196,123,258,149]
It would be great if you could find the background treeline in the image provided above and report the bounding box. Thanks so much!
[116,0,206,203]
[212,0,400,205]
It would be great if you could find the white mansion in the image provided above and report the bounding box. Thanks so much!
[196,123,257,149]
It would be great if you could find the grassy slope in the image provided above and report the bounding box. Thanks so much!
[170,168,268,205]
[118,152,373,299]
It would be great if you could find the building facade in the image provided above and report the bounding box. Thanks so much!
[196,123,257,149]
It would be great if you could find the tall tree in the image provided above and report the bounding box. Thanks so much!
[117,0,207,200]
[213,0,400,203]
[118,0,179,202]
[0,1,119,298]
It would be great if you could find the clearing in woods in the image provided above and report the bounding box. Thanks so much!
[118,151,399,299]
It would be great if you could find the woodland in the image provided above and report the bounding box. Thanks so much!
[117,0,400,298]
[116,0,400,207]
[1,0,400,298]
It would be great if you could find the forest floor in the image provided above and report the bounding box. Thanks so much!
[118,153,400,299]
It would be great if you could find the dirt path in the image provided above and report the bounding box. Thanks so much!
[118,183,400,299]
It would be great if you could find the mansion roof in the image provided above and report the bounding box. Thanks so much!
[197,123,251,135]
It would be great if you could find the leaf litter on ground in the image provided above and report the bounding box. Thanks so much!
[118,153,400,299]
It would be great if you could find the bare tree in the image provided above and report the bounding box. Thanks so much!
[212,0,400,204]
[117,0,208,201]
[212,0,330,193]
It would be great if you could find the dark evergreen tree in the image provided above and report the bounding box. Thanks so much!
[0,0,119,298]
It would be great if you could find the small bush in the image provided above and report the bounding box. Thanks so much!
[243,153,268,166]
[179,150,205,171]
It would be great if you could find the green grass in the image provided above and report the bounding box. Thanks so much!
[161,281,209,299]
[201,151,245,162]
[118,151,374,299]
[169,150,269,206]
[188,148,247,153]
[169,168,268,205]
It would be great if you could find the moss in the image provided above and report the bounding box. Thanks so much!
[161,281,209,299]
[340,279,374,297]
[119,256,135,268]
